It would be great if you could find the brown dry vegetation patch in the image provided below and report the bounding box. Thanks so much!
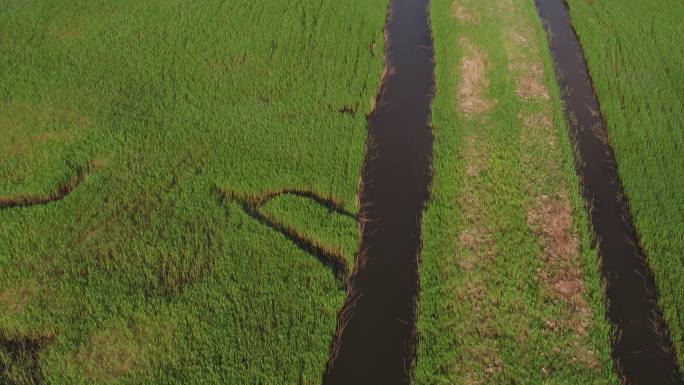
[500,0,550,100]
[50,18,89,40]
[450,2,511,371]
[458,136,497,269]
[458,39,495,117]
[452,0,477,24]
[514,62,549,100]
[0,282,37,314]
[514,56,593,344]
[519,109,592,335]
[73,319,174,382]
[502,0,599,369]
[522,115,601,369]
[518,99,600,372]
[527,192,596,367]
[77,332,139,381]
[517,85,600,373]
[528,194,582,295]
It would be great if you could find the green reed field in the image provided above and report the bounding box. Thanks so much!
[414,0,620,383]
[565,0,684,370]
[0,0,385,383]
[3,0,681,383]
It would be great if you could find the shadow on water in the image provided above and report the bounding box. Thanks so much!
[322,0,435,384]
[534,0,683,383]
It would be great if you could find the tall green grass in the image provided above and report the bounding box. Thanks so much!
[0,0,385,383]
[259,193,359,269]
[565,0,684,371]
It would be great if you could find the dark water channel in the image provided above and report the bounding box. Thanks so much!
[322,0,435,384]
[535,0,683,383]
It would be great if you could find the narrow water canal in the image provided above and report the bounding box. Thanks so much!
[322,0,435,384]
[534,0,683,383]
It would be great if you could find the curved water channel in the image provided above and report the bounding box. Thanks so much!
[323,0,435,384]
[0,167,88,210]
[535,0,683,383]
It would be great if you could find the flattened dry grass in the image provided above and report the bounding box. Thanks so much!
[71,318,175,382]
[458,38,494,117]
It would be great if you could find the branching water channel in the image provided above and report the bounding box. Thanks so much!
[535,0,683,383]
[323,0,435,384]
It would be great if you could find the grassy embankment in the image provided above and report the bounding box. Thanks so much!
[0,0,386,383]
[414,0,621,383]
[565,0,684,370]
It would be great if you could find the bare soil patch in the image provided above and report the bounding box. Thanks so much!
[458,39,494,117]
[500,0,550,101]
